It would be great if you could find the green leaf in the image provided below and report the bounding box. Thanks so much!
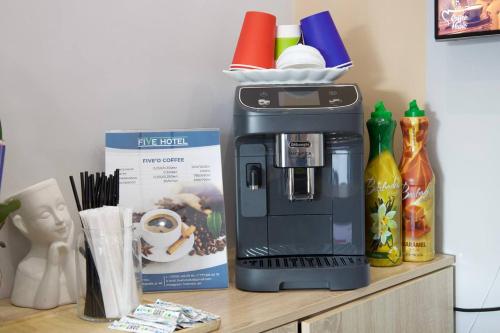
[207,211,222,238]
[370,252,389,259]
[0,199,21,229]
[387,234,394,247]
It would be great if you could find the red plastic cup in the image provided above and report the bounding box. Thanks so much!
[230,11,276,70]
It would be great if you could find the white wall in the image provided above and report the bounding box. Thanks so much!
[426,1,500,331]
[0,0,293,297]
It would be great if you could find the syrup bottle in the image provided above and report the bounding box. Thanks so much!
[400,100,435,262]
[365,101,403,267]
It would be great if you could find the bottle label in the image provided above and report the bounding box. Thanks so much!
[365,171,402,266]
[402,178,435,261]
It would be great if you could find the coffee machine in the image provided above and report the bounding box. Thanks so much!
[233,84,370,291]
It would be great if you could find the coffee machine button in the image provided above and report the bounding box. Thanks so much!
[329,90,338,96]
[259,91,269,98]
[329,98,342,105]
[258,99,271,107]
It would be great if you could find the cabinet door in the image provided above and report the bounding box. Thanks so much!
[302,267,453,333]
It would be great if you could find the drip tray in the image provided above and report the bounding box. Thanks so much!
[236,255,370,292]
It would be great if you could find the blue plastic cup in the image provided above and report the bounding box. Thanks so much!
[300,11,352,68]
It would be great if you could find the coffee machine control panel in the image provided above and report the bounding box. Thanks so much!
[239,85,358,110]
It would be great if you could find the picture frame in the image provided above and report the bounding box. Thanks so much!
[435,0,500,40]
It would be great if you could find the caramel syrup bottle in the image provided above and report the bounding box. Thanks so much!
[399,100,435,262]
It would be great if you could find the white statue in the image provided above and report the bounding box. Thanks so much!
[8,178,76,309]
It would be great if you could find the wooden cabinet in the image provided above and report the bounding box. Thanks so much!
[0,255,454,333]
[302,267,454,333]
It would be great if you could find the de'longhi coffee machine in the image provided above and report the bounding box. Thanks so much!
[233,84,370,291]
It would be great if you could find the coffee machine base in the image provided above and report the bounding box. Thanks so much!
[235,255,370,292]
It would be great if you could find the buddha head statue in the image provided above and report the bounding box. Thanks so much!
[8,179,73,246]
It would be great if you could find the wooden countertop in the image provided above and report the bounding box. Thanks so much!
[0,254,454,333]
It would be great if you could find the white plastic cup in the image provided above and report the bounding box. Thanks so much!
[275,25,301,60]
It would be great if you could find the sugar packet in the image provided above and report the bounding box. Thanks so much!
[109,300,220,333]
[153,299,219,325]
[109,317,176,333]
[131,304,180,325]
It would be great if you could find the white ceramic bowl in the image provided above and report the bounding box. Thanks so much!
[276,44,326,70]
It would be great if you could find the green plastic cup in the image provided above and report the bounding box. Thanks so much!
[275,25,301,60]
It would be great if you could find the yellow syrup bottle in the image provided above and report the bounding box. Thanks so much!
[400,100,435,262]
[365,101,403,266]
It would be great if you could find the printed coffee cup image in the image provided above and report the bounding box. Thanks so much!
[140,209,182,249]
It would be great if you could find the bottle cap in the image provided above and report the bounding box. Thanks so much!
[371,101,393,121]
[404,99,425,117]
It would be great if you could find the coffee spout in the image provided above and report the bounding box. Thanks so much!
[287,167,315,201]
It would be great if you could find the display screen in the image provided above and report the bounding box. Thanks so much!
[278,90,320,107]
[436,0,500,39]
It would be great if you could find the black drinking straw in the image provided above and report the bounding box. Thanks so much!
[99,178,105,207]
[79,172,85,209]
[101,177,105,205]
[84,171,89,210]
[95,175,101,208]
[69,176,82,213]
[95,173,101,206]
[89,175,95,209]
[114,169,120,206]
[106,175,113,206]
